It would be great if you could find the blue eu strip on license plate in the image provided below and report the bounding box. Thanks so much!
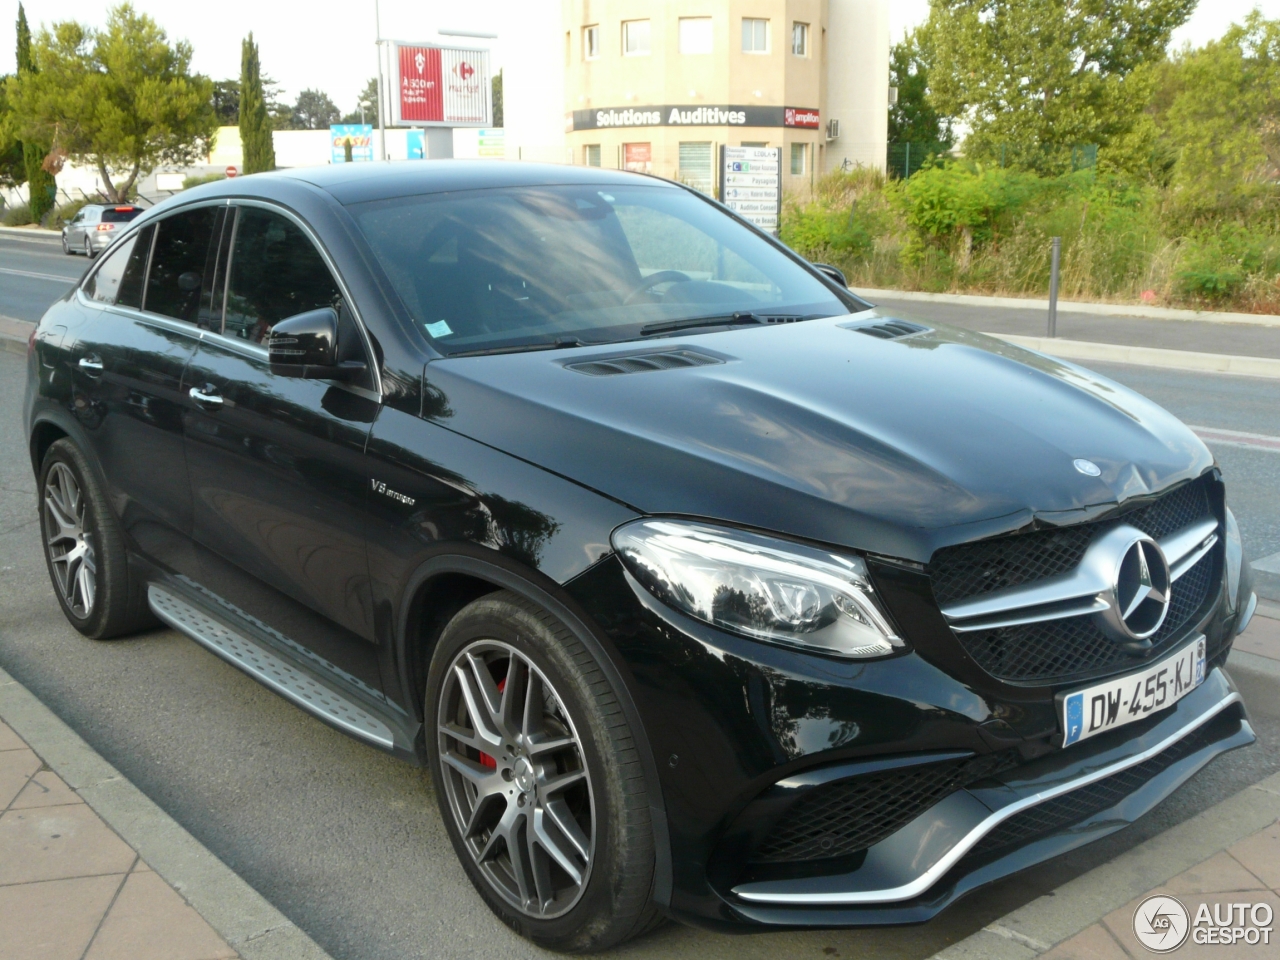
[1061,636,1207,747]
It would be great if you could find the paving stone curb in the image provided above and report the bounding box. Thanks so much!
[0,664,335,960]
[929,764,1280,959]
[857,287,1280,328]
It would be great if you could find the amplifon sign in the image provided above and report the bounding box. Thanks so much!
[391,42,491,126]
[572,104,819,131]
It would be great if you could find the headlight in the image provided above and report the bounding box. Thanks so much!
[611,519,904,658]
[1225,507,1243,611]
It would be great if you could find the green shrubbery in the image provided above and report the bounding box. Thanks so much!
[2,202,33,226]
[780,163,1280,313]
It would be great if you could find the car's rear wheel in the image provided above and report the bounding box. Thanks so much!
[425,591,661,952]
[38,439,154,639]
[84,237,95,259]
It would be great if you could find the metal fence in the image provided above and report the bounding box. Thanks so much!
[886,141,1100,179]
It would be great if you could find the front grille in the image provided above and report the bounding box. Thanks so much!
[965,718,1221,861]
[959,549,1216,683]
[928,476,1219,684]
[752,753,1014,863]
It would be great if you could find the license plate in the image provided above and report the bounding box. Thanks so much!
[1060,636,1206,747]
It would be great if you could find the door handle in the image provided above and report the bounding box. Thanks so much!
[188,385,224,410]
[77,356,103,376]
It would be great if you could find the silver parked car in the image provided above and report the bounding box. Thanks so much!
[61,204,143,258]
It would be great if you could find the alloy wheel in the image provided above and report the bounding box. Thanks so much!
[84,237,94,259]
[437,639,595,919]
[43,462,96,618]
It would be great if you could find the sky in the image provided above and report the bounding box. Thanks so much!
[0,0,1278,115]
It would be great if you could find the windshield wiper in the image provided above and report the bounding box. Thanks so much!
[640,312,768,337]
[443,338,584,358]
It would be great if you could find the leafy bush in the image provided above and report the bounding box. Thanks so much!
[2,203,33,226]
[182,172,226,189]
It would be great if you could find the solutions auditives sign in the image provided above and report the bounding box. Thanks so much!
[392,43,492,127]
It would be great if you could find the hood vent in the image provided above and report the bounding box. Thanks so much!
[565,349,724,377]
[851,319,931,340]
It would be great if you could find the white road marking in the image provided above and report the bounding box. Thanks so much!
[0,265,78,283]
[1190,425,1280,453]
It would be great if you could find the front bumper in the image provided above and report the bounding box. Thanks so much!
[566,552,1252,931]
[725,670,1250,926]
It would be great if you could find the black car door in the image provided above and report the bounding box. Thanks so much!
[181,203,383,692]
[64,207,222,575]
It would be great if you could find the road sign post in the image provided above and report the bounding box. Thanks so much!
[719,145,782,236]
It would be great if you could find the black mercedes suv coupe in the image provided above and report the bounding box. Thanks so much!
[23,162,1258,952]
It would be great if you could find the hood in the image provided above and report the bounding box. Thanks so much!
[420,314,1213,562]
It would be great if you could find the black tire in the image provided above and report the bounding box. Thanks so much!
[425,591,661,952]
[38,438,155,639]
[61,234,72,255]
[84,237,96,259]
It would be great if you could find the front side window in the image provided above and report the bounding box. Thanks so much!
[742,18,768,53]
[791,142,807,175]
[84,225,149,308]
[145,207,220,324]
[223,207,341,344]
[792,22,809,56]
[350,183,855,355]
[584,24,599,59]
[679,18,713,54]
[623,19,650,55]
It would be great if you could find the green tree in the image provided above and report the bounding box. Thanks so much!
[340,77,378,124]
[291,88,339,129]
[889,30,951,147]
[239,32,275,173]
[927,0,1196,173]
[8,3,214,203]
[1150,13,1280,213]
[15,4,55,220]
[211,78,239,125]
[492,69,503,127]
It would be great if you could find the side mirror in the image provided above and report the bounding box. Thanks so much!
[266,307,366,381]
[811,262,848,287]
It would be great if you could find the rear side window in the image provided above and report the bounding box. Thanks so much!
[101,206,142,223]
[223,207,341,343]
[84,225,151,308]
[145,207,219,324]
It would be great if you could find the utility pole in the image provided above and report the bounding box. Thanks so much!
[375,0,387,160]
[1048,237,1061,337]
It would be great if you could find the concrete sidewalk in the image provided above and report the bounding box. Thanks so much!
[934,604,1280,959]
[0,665,332,960]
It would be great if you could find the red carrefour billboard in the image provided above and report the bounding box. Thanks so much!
[392,43,491,126]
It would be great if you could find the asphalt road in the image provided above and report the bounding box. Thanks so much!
[0,231,83,322]
[2,264,1280,959]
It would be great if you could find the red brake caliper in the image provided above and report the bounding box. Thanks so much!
[478,678,506,769]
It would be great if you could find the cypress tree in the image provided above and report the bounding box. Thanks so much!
[16,4,56,221]
[239,33,274,174]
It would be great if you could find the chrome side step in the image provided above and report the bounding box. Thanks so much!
[148,584,395,748]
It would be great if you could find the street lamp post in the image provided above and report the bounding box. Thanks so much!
[375,0,387,160]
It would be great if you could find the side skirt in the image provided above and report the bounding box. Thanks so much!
[148,581,422,761]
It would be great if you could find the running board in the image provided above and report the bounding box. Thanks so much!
[148,583,395,749]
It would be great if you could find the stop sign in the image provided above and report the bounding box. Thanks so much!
[225,165,238,178]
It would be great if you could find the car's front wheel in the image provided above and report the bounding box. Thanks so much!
[38,439,154,638]
[425,591,661,952]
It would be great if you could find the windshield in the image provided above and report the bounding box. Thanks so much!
[349,183,857,354]
[101,207,142,223]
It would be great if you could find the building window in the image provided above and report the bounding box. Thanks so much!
[585,144,601,167]
[584,25,599,59]
[624,142,652,173]
[790,142,807,175]
[741,141,768,148]
[678,142,714,194]
[792,22,809,57]
[623,20,651,56]
[679,18,713,54]
[742,18,768,53]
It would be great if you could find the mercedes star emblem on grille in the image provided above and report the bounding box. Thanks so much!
[1101,536,1172,643]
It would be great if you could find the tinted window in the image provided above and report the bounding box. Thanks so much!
[102,207,142,223]
[84,225,151,308]
[350,184,855,355]
[145,207,219,323]
[223,207,341,344]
